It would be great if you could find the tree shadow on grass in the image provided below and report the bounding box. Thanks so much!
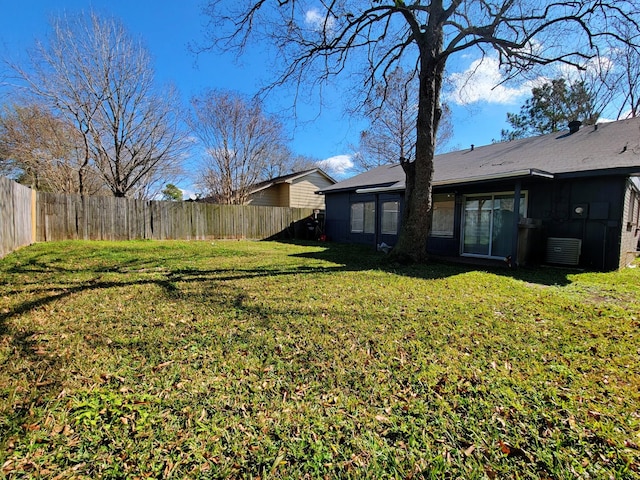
[0,260,306,436]
[0,240,575,337]
[0,240,586,445]
[282,240,574,287]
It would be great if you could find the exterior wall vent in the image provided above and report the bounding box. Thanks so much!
[546,237,582,265]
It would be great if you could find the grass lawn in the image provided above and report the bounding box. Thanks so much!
[1,240,639,479]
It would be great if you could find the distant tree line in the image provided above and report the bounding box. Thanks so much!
[0,11,317,203]
[2,5,639,215]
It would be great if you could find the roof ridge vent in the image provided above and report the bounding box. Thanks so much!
[568,120,582,134]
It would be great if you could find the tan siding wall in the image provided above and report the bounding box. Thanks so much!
[289,172,333,209]
[246,186,284,207]
[246,172,333,208]
[278,184,290,206]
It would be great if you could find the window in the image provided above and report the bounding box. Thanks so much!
[351,201,375,233]
[350,203,364,232]
[431,194,455,237]
[381,201,399,235]
[462,192,527,258]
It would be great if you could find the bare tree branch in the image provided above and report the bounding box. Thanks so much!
[189,89,292,204]
[5,11,188,198]
[200,0,640,261]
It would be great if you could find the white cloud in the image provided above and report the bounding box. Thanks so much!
[447,57,539,106]
[181,188,198,200]
[305,8,335,33]
[562,53,616,80]
[317,154,354,177]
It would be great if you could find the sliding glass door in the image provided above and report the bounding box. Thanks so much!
[462,193,526,258]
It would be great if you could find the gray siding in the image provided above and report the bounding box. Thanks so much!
[620,180,640,268]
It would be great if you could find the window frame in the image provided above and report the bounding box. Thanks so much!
[381,200,400,235]
[629,188,640,226]
[460,190,528,259]
[430,193,455,238]
[350,201,376,234]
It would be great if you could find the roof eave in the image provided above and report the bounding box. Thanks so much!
[351,169,554,194]
[434,169,554,187]
[355,185,405,194]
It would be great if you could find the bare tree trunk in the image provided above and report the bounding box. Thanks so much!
[391,12,444,263]
[197,0,640,262]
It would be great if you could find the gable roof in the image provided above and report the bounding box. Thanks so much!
[249,168,336,195]
[319,117,640,194]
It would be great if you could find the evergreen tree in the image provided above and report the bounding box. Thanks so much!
[161,183,183,201]
[501,79,600,141]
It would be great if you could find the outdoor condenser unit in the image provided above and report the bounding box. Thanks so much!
[545,237,582,266]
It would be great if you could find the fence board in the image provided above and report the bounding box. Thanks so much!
[0,177,34,258]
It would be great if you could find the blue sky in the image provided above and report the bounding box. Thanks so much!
[1,1,540,189]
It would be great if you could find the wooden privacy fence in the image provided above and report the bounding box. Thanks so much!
[0,176,35,258]
[0,177,314,258]
[36,191,313,242]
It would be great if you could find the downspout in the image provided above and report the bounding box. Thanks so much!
[511,181,522,267]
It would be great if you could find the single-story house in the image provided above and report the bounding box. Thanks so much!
[246,169,336,209]
[317,118,640,271]
[199,169,336,210]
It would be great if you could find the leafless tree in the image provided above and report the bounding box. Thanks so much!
[6,11,187,198]
[605,23,640,118]
[355,66,453,171]
[259,144,319,179]
[201,0,640,261]
[190,89,289,204]
[0,103,106,194]
[289,153,322,174]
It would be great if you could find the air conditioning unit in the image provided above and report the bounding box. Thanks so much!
[545,237,582,266]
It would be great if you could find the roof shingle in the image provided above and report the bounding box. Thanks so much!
[320,117,640,193]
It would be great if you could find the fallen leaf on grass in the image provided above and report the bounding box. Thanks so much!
[625,439,639,450]
[484,466,497,479]
[100,373,125,383]
[2,460,14,474]
[153,360,174,372]
[498,440,532,461]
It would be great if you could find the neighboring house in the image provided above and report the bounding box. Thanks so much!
[317,118,640,271]
[198,169,336,210]
[245,169,336,209]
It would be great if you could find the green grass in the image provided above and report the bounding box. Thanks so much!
[1,240,639,479]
